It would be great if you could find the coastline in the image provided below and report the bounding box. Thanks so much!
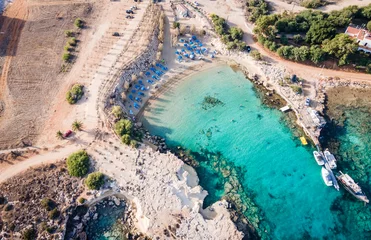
[136,62,318,239]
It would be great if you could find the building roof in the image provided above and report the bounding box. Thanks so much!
[345,25,371,42]
[346,26,361,35]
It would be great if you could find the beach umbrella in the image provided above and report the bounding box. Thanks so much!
[187,47,192,51]
[162,66,168,71]
[135,85,140,89]
[141,86,146,91]
[156,63,161,67]
[181,49,186,52]
[138,92,145,96]
[185,53,189,58]
[192,45,197,49]
[175,51,179,54]
[129,109,134,115]
[131,89,136,93]
[134,103,140,109]
[180,39,185,42]
[135,97,142,102]
[146,71,151,76]
[138,80,144,85]
[199,43,203,47]
[190,54,195,60]
[184,43,188,47]
[129,95,134,100]
[192,35,197,40]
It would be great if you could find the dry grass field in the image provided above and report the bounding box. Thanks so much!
[0,0,97,149]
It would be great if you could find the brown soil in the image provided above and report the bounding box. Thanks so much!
[0,0,96,150]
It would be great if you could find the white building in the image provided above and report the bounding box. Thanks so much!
[345,25,371,53]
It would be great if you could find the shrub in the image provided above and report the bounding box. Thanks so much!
[48,208,60,219]
[66,150,90,177]
[85,172,105,190]
[291,85,303,94]
[74,18,84,28]
[72,120,83,131]
[62,52,71,62]
[251,50,262,61]
[199,29,206,36]
[23,228,36,240]
[64,43,71,51]
[41,198,55,211]
[130,140,138,148]
[301,0,326,9]
[111,105,123,118]
[173,21,180,29]
[78,197,86,204]
[69,37,77,47]
[121,134,131,145]
[65,30,74,37]
[114,119,133,136]
[293,34,302,43]
[66,84,84,104]
[46,226,56,234]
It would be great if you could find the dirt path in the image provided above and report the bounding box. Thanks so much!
[0,0,28,104]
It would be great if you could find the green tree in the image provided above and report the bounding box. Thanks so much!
[309,45,326,64]
[64,30,74,37]
[229,27,244,40]
[250,50,262,60]
[121,134,131,145]
[305,21,336,44]
[41,198,55,211]
[130,140,138,148]
[85,172,105,190]
[114,119,133,136]
[367,21,371,31]
[293,34,302,43]
[56,130,63,140]
[280,35,288,45]
[66,84,84,104]
[322,33,358,66]
[62,52,71,62]
[111,106,123,119]
[72,120,83,131]
[74,18,84,28]
[66,150,90,177]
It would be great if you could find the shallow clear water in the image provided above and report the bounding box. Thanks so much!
[86,201,127,240]
[142,65,343,239]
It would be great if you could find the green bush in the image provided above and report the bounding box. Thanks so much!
[65,30,74,37]
[111,105,123,118]
[48,209,60,219]
[66,150,90,177]
[291,85,303,94]
[74,18,84,28]
[301,0,326,9]
[66,84,84,104]
[85,172,105,190]
[23,228,36,240]
[114,119,133,136]
[62,52,72,62]
[173,21,180,29]
[251,50,262,61]
[41,198,55,211]
[64,43,71,52]
[69,37,77,47]
[130,140,138,148]
[78,197,86,204]
[121,134,131,145]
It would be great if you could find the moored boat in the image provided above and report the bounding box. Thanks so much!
[324,149,337,169]
[337,171,369,203]
[313,151,325,165]
[321,167,333,187]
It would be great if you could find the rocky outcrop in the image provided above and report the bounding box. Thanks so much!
[0,162,84,239]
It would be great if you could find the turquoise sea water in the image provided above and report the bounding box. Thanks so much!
[142,65,344,239]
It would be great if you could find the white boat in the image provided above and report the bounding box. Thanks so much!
[337,171,369,203]
[313,151,325,165]
[321,167,333,187]
[324,149,337,169]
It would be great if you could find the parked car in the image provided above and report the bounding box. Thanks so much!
[112,32,120,36]
[126,9,134,14]
[63,130,73,138]
[131,6,137,10]
[246,45,251,52]
[305,98,310,106]
[126,15,134,19]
